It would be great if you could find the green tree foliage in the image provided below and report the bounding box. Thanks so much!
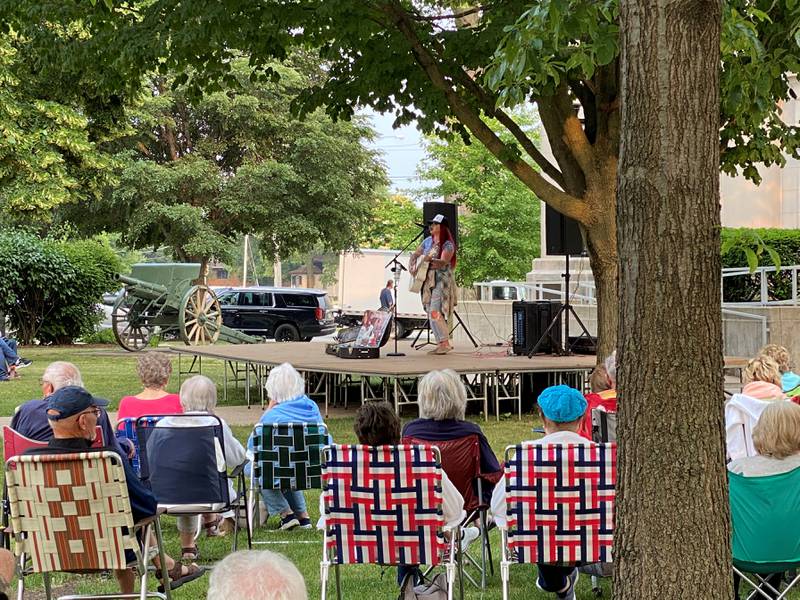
[0,35,118,224]
[0,231,122,343]
[416,114,540,285]
[65,60,386,270]
[360,194,423,250]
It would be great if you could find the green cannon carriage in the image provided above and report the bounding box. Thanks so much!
[111,263,257,351]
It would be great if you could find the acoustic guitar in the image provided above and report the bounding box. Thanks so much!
[409,252,434,293]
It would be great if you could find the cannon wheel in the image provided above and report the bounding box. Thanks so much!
[112,291,154,352]
[179,285,222,345]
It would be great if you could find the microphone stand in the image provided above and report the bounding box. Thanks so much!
[385,228,425,358]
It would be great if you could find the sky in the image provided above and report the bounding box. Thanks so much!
[363,110,436,197]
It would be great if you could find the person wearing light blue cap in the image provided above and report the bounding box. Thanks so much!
[490,385,595,600]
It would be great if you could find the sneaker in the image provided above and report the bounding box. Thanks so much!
[555,568,579,600]
[279,514,300,530]
[14,358,31,368]
[460,526,480,552]
[297,517,312,529]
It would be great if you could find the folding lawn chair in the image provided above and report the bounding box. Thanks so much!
[248,422,328,538]
[137,414,251,554]
[403,433,496,589]
[500,442,616,600]
[116,416,163,477]
[6,451,172,600]
[730,466,800,599]
[320,444,457,600]
[1,425,105,551]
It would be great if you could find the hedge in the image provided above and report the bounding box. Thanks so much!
[721,228,800,302]
[0,231,122,344]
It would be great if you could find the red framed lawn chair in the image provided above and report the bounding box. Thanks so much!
[6,451,172,600]
[320,444,457,600]
[403,433,497,590]
[500,442,616,600]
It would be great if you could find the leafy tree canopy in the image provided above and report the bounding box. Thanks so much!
[359,193,423,250]
[0,35,119,224]
[64,59,387,267]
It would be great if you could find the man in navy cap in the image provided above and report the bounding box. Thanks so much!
[490,385,595,600]
[24,386,205,594]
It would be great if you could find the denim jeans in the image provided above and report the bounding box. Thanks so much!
[260,489,307,516]
[0,338,18,379]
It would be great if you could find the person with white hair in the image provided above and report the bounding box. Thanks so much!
[246,363,326,530]
[207,550,307,600]
[10,361,130,459]
[151,375,246,560]
[402,369,502,504]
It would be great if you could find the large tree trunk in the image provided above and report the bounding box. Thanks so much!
[614,1,730,599]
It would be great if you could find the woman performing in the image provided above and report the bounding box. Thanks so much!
[410,213,457,355]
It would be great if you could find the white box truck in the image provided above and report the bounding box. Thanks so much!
[335,249,428,338]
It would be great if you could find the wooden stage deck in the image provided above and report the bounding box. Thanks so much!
[168,342,747,419]
[168,341,597,377]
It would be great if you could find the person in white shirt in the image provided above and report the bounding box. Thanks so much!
[320,401,466,588]
[491,384,595,600]
[154,375,246,561]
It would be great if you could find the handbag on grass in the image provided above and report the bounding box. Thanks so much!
[398,572,448,600]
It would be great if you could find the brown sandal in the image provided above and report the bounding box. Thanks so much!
[157,562,205,592]
[180,546,199,561]
[203,514,226,538]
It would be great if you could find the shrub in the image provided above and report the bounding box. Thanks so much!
[80,328,116,345]
[0,231,122,344]
[721,228,800,302]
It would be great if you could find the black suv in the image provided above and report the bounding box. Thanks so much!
[216,287,335,342]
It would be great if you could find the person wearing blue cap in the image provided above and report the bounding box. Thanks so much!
[24,386,205,594]
[490,384,594,600]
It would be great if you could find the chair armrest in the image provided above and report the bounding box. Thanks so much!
[133,508,167,529]
[229,459,250,479]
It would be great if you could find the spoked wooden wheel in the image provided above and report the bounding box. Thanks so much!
[179,284,222,345]
[112,291,154,352]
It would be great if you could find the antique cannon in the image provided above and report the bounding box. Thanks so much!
[111,263,258,351]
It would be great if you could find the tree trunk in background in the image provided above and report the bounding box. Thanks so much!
[615,1,730,599]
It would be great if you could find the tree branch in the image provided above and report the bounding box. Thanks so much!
[537,93,587,197]
[409,6,486,22]
[382,1,587,222]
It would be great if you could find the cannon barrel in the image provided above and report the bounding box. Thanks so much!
[117,274,170,300]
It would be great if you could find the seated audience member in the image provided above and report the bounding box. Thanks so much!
[324,402,465,587]
[246,363,325,530]
[24,386,204,593]
[728,401,800,598]
[207,550,307,600]
[726,356,788,461]
[152,375,247,558]
[117,352,182,425]
[0,336,30,382]
[578,353,618,441]
[402,369,502,503]
[491,385,594,600]
[0,548,13,600]
[11,361,132,458]
[759,343,800,398]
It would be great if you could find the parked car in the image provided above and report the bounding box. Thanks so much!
[215,287,335,342]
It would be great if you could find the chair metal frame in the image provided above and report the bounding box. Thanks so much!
[499,442,616,600]
[319,444,457,600]
[6,451,172,600]
[136,414,251,553]
[247,421,328,542]
[402,433,494,590]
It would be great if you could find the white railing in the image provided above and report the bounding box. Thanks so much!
[722,264,800,306]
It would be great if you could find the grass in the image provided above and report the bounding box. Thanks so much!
[1,346,611,599]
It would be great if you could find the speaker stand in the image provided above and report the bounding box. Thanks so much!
[527,254,594,357]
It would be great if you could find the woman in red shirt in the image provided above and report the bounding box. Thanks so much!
[117,352,182,423]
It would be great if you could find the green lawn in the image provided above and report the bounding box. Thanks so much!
[2,346,600,599]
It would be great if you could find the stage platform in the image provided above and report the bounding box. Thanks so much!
[169,341,598,419]
[169,342,747,420]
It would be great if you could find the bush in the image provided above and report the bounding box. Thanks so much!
[80,328,116,345]
[0,231,122,344]
[721,228,800,302]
